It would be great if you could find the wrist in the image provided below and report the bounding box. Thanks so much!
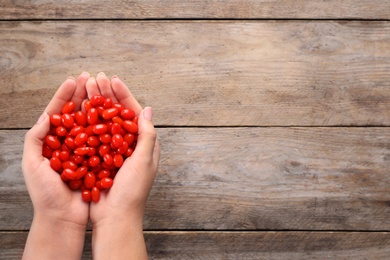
[23,212,87,260]
[92,208,144,231]
[34,210,88,232]
[91,212,147,260]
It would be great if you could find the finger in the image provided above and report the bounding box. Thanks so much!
[111,76,142,114]
[86,77,101,99]
[96,72,118,103]
[72,72,89,111]
[132,107,157,164]
[22,112,50,171]
[44,77,77,115]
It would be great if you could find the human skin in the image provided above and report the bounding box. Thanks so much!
[22,72,90,260]
[22,72,160,260]
[87,73,160,260]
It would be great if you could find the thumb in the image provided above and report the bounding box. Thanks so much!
[132,107,157,164]
[22,112,51,171]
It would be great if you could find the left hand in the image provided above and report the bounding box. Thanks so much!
[22,72,90,227]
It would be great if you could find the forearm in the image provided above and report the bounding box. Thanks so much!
[92,213,147,260]
[22,212,87,260]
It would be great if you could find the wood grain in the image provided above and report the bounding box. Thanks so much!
[0,21,389,128]
[1,0,389,19]
[1,0,389,257]
[1,128,389,230]
[147,231,390,259]
[1,231,390,259]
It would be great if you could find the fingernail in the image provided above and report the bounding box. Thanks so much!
[111,75,118,79]
[97,72,106,77]
[68,76,75,80]
[82,71,90,76]
[37,112,48,124]
[144,107,153,121]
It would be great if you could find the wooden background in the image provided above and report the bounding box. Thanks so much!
[1,1,390,259]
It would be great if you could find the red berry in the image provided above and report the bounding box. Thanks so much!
[71,154,84,164]
[103,98,113,109]
[64,136,77,150]
[101,177,113,189]
[110,122,122,135]
[90,95,105,106]
[96,106,105,116]
[62,168,77,180]
[59,151,70,162]
[99,133,112,144]
[75,132,88,146]
[111,134,123,148]
[70,125,84,136]
[122,120,138,134]
[87,147,96,157]
[124,147,134,157]
[123,133,135,146]
[84,172,96,189]
[98,170,110,179]
[45,135,61,150]
[82,190,92,202]
[87,136,100,147]
[84,100,93,111]
[84,125,95,136]
[112,116,123,126]
[68,179,83,190]
[116,141,128,155]
[112,103,124,113]
[103,153,114,165]
[132,116,138,125]
[93,124,108,135]
[76,166,88,179]
[61,113,74,129]
[74,147,90,155]
[113,154,124,168]
[50,157,62,172]
[50,114,62,127]
[87,108,98,125]
[55,126,67,137]
[74,111,87,127]
[95,180,104,190]
[42,143,53,158]
[121,108,135,120]
[91,187,100,202]
[62,101,76,114]
[62,160,78,171]
[88,156,101,168]
[102,107,119,120]
[98,144,111,156]
[52,150,61,158]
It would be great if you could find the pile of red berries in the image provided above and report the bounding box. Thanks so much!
[42,95,138,203]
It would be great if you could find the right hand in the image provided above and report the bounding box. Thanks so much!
[88,73,160,226]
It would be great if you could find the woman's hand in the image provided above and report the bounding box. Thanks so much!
[87,72,160,260]
[22,72,90,259]
[21,71,159,259]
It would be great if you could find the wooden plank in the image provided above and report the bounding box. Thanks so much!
[0,231,91,259]
[0,21,389,128]
[145,231,390,259]
[1,0,389,20]
[1,128,389,230]
[1,231,390,259]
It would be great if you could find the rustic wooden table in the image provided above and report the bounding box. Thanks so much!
[1,1,390,259]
